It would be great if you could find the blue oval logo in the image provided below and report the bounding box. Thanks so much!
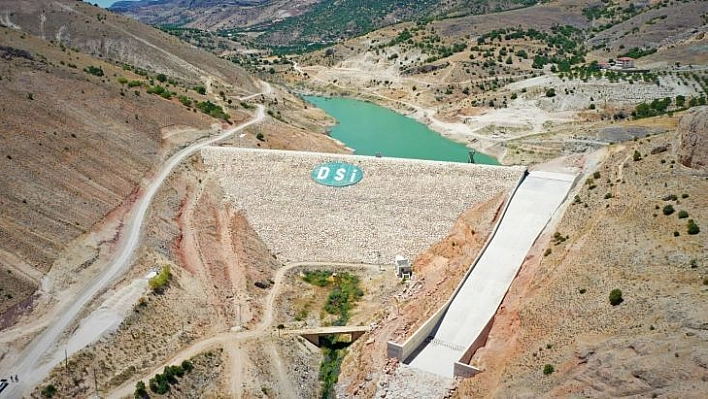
[311,162,363,187]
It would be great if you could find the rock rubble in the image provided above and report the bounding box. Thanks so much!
[201,148,524,264]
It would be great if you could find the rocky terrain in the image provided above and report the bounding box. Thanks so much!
[1,0,259,92]
[0,26,223,324]
[460,109,708,397]
[110,0,533,49]
[1,0,707,397]
[677,106,708,170]
[201,148,523,264]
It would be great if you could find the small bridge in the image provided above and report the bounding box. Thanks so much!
[287,326,370,347]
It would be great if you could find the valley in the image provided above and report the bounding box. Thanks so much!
[0,0,707,398]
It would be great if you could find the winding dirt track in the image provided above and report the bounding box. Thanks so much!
[107,261,381,399]
[0,83,269,398]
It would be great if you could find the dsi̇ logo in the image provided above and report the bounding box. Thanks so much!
[311,162,363,187]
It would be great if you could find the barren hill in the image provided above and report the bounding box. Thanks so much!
[0,0,258,93]
[0,26,231,325]
[0,0,334,329]
[460,111,708,398]
[111,0,538,50]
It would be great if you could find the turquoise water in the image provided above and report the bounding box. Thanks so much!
[303,96,498,165]
[92,0,139,9]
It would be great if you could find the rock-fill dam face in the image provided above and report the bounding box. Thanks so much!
[200,148,525,265]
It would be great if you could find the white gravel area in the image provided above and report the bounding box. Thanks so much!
[373,364,456,399]
[201,148,524,264]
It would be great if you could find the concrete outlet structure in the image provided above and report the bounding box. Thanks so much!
[388,171,577,378]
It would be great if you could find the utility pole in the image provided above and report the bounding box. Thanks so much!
[93,368,99,399]
[65,348,69,397]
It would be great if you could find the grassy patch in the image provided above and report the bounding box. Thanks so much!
[318,335,350,399]
[301,270,364,397]
[148,265,171,293]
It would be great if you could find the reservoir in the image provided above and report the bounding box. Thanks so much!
[303,96,499,165]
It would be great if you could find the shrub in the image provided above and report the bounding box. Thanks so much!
[84,65,104,76]
[609,288,623,306]
[134,381,148,399]
[604,193,613,199]
[178,95,192,107]
[117,77,128,85]
[156,73,167,83]
[544,248,552,256]
[687,219,700,235]
[41,385,57,398]
[256,132,265,141]
[545,88,556,97]
[543,364,555,375]
[633,150,641,161]
[593,171,601,179]
[302,270,331,287]
[678,210,689,219]
[149,265,171,293]
[196,100,229,121]
[662,204,674,215]
[193,85,206,95]
[181,360,194,372]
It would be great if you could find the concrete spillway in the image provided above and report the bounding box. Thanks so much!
[389,171,576,378]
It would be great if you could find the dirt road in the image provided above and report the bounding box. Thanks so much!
[107,261,382,399]
[0,91,268,398]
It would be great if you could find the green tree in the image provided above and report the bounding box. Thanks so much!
[543,364,555,375]
[84,65,104,77]
[41,385,57,398]
[662,204,675,215]
[609,288,623,306]
[134,381,148,399]
[687,219,700,235]
[156,73,167,83]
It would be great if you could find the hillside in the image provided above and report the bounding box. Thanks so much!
[461,111,708,397]
[0,0,338,333]
[0,26,228,326]
[278,0,706,166]
[0,0,706,397]
[111,0,538,51]
[1,0,259,93]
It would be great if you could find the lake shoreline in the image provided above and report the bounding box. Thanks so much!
[296,87,506,164]
[303,95,499,165]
